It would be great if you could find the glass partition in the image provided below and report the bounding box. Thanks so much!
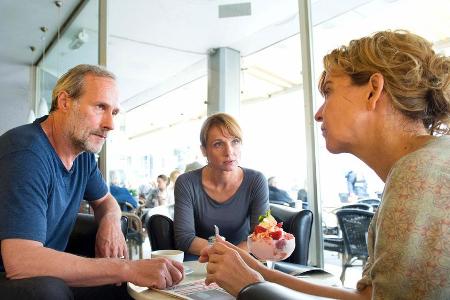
[240,33,306,200]
[36,0,99,116]
[106,0,304,200]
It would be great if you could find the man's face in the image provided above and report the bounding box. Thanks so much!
[66,74,119,153]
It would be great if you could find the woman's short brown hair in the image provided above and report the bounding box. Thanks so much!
[200,113,242,147]
[319,30,450,135]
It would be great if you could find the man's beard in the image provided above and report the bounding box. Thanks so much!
[67,109,106,154]
[71,132,105,153]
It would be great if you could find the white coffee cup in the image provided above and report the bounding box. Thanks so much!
[151,250,184,263]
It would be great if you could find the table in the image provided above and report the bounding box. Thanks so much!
[128,261,340,300]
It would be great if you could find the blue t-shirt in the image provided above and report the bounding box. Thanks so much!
[0,116,108,271]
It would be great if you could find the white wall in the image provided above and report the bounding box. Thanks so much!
[0,63,32,135]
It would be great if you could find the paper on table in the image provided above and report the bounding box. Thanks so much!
[152,279,234,300]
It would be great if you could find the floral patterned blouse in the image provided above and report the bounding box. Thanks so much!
[357,136,450,299]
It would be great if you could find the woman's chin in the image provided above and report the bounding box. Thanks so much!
[326,142,347,154]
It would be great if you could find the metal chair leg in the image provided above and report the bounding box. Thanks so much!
[340,252,349,285]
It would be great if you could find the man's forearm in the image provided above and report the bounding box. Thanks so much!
[91,193,122,223]
[2,240,128,286]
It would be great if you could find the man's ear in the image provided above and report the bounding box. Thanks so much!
[367,73,384,111]
[56,91,71,111]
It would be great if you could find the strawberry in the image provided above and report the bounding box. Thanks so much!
[269,230,282,240]
[276,222,283,228]
[275,239,287,249]
[254,225,267,234]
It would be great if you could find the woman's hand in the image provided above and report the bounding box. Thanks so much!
[203,242,264,296]
[200,238,265,274]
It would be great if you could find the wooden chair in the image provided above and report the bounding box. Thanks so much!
[121,212,145,259]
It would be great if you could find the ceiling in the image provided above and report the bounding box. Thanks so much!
[0,0,380,105]
[1,0,449,118]
[0,0,80,66]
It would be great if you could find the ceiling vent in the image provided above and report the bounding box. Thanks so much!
[218,2,251,18]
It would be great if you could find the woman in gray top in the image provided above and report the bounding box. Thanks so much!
[174,113,269,256]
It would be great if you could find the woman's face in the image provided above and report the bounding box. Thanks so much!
[157,177,167,190]
[202,125,241,172]
[314,71,371,154]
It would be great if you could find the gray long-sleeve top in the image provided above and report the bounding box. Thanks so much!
[174,167,269,252]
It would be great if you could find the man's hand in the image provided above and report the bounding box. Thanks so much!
[128,258,184,289]
[95,214,128,259]
[203,242,264,296]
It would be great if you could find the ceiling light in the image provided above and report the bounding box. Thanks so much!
[69,29,89,50]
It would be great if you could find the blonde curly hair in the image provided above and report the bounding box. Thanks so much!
[319,30,450,135]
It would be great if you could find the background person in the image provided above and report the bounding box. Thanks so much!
[109,183,138,212]
[184,154,204,173]
[146,174,170,207]
[200,30,450,299]
[167,169,182,205]
[109,170,138,211]
[267,176,295,207]
[138,179,155,206]
[345,170,368,201]
[0,64,183,300]
[174,113,269,258]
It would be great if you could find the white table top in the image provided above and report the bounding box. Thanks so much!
[128,261,339,300]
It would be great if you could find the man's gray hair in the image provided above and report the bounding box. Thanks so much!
[49,64,116,112]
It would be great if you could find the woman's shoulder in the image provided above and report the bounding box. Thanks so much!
[177,168,202,184]
[384,136,450,207]
[392,136,450,176]
[241,167,265,180]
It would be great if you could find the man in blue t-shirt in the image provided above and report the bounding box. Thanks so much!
[0,65,183,300]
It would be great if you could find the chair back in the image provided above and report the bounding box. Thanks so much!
[146,214,175,251]
[357,198,381,211]
[66,213,128,257]
[340,203,372,211]
[269,200,296,208]
[269,204,313,265]
[336,209,374,258]
[358,198,381,205]
[357,198,381,205]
